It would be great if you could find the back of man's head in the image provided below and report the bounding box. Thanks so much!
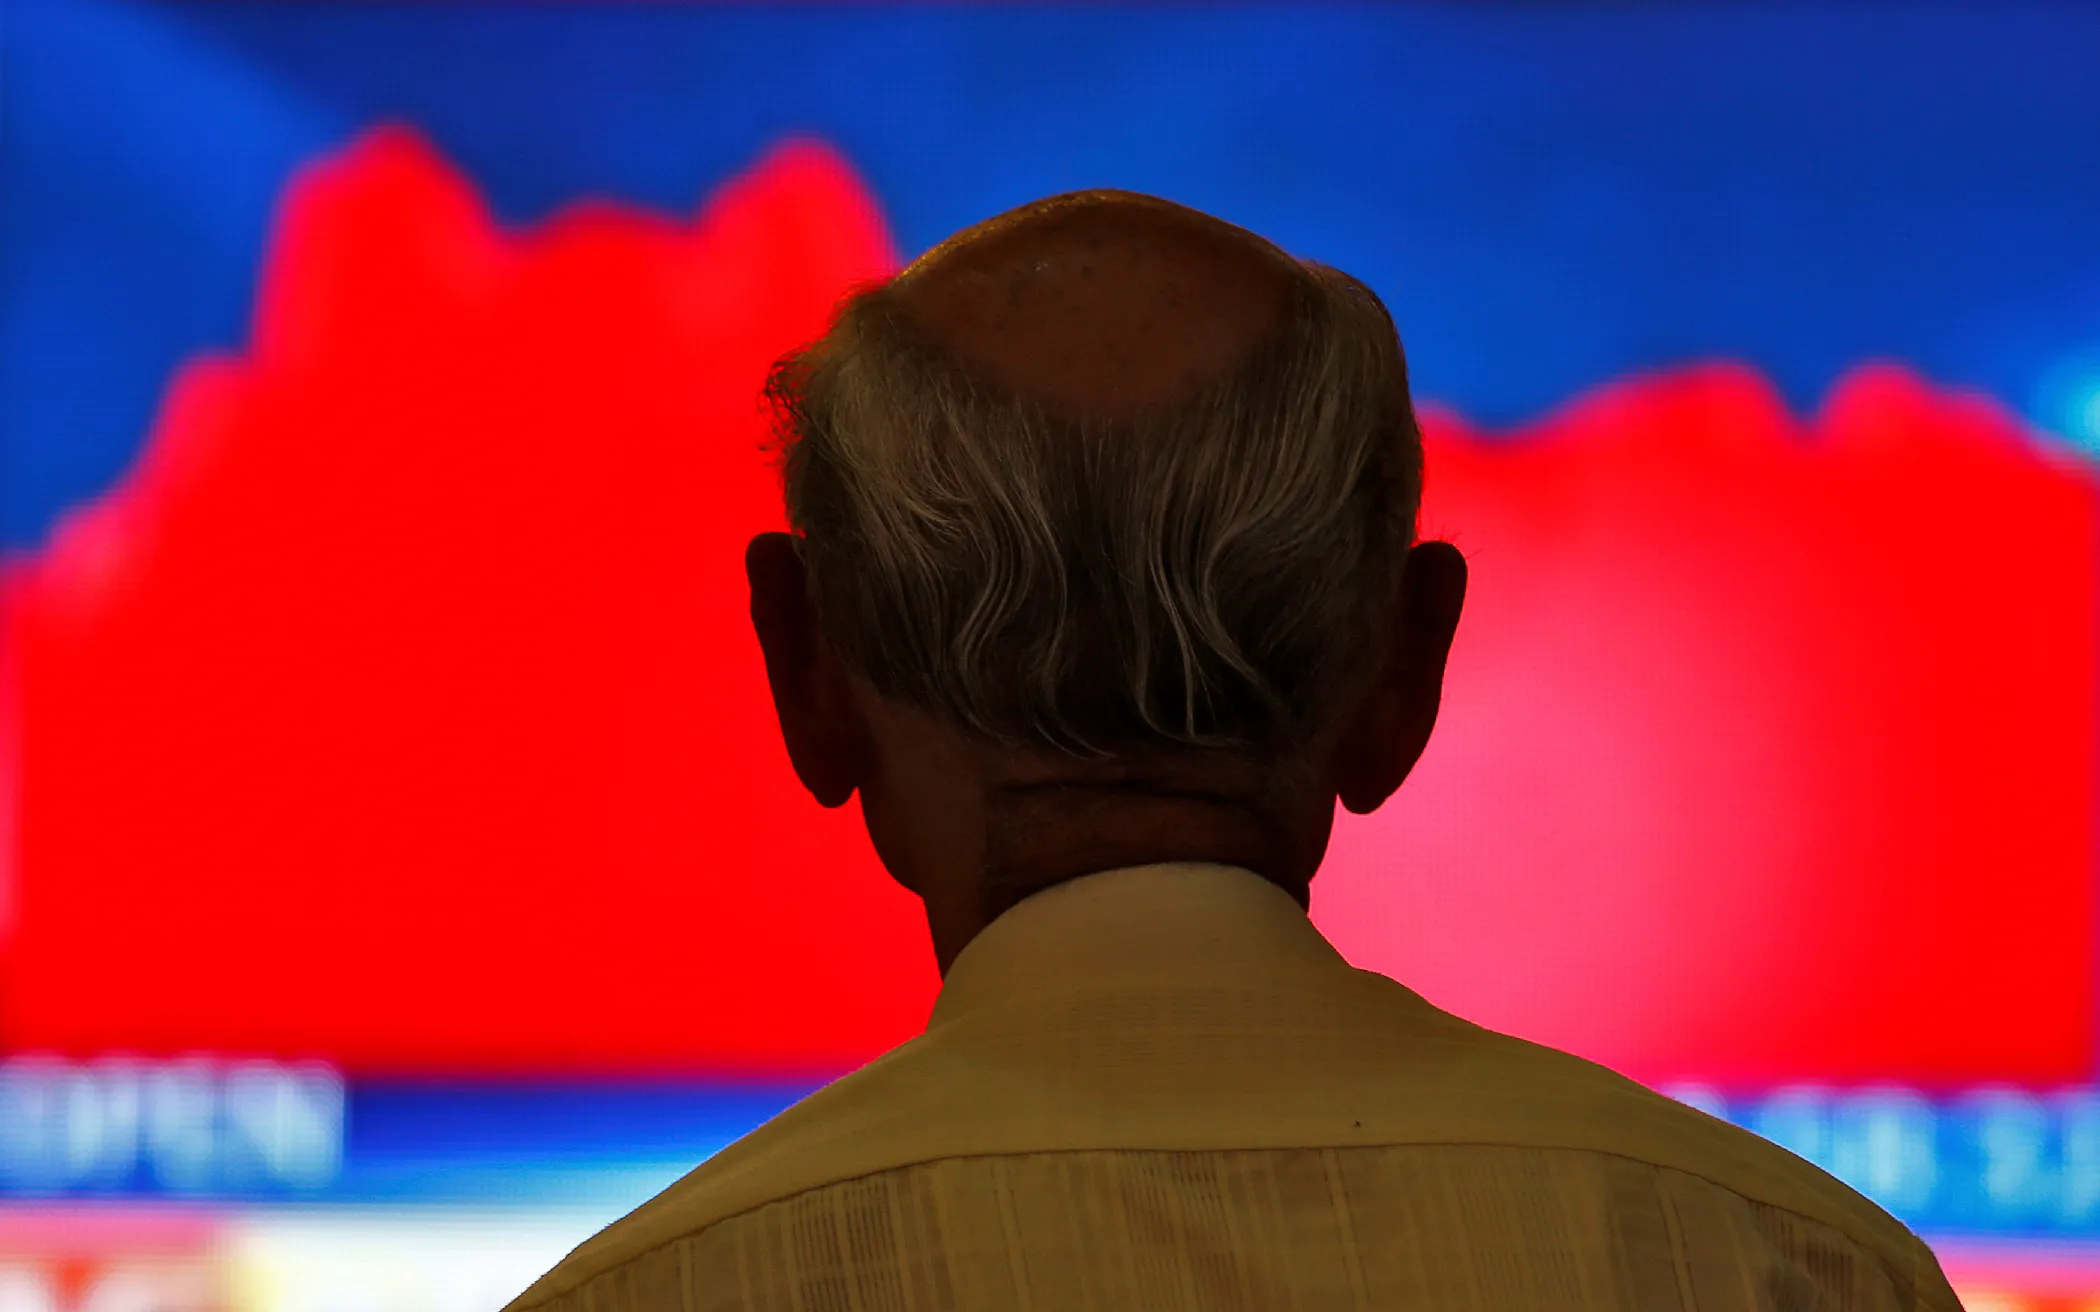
[764,190,1425,769]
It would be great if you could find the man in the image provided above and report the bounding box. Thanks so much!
[504,192,1964,1310]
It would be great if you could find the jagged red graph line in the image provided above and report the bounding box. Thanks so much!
[2,127,2092,1082]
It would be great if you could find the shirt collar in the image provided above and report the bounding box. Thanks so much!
[927,861,1371,1030]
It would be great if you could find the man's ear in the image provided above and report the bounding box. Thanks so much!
[1333,540,1468,815]
[746,532,869,808]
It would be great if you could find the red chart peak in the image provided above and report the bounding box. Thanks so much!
[2,126,2092,1083]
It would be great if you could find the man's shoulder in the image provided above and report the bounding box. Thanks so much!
[499,1034,948,1311]
[1443,1025,1959,1308]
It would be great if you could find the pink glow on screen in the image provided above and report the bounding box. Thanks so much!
[1330,365,2095,1088]
[0,127,2092,1084]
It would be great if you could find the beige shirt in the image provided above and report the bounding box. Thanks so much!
[503,862,1965,1311]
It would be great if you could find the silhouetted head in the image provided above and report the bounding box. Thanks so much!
[749,189,1466,975]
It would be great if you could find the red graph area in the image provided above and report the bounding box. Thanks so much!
[0,127,2092,1083]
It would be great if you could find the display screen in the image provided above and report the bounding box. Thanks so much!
[3,3,2097,1307]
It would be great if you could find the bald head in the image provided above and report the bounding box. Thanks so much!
[891,191,1299,419]
[758,189,1454,956]
[764,188,1424,765]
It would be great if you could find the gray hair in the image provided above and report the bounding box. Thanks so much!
[761,258,1424,762]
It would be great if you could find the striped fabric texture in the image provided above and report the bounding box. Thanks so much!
[505,863,1965,1312]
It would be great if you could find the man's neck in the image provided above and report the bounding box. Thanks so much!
[977,788,1317,928]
